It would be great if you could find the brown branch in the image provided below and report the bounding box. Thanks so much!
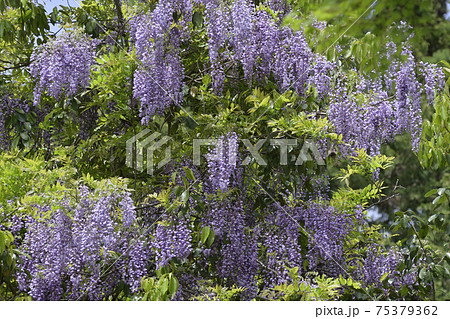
[113,0,125,36]
[366,179,404,210]
[0,60,31,71]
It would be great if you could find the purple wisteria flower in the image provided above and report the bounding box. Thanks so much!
[16,186,148,300]
[202,132,259,296]
[0,94,31,150]
[358,245,417,293]
[30,32,96,105]
[153,216,192,269]
[130,0,192,125]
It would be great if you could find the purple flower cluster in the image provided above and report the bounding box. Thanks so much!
[215,201,258,294]
[358,245,417,292]
[301,202,354,276]
[198,136,364,292]
[205,133,241,193]
[393,47,423,151]
[130,0,193,125]
[153,216,192,269]
[328,76,397,156]
[16,205,71,301]
[204,0,232,92]
[0,94,30,150]
[203,133,258,295]
[203,133,243,237]
[418,61,445,105]
[16,186,148,300]
[265,0,291,16]
[262,204,303,286]
[130,3,439,157]
[328,41,445,155]
[30,32,96,106]
[201,0,333,96]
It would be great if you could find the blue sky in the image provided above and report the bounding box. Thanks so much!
[41,0,79,12]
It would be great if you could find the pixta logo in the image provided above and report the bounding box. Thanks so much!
[126,132,325,176]
[126,129,172,175]
[193,138,325,166]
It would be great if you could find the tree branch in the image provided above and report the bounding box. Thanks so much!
[113,0,125,36]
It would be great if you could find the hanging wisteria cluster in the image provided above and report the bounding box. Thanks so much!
[203,0,232,92]
[154,133,414,299]
[4,133,422,300]
[24,0,444,154]
[16,186,148,300]
[202,0,333,96]
[258,174,362,287]
[261,203,304,286]
[153,216,192,269]
[0,94,30,150]
[357,245,417,292]
[130,0,192,125]
[30,32,96,106]
[202,133,259,294]
[328,42,445,155]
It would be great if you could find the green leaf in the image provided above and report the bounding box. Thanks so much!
[338,275,346,285]
[181,189,189,203]
[181,176,189,189]
[347,277,353,286]
[85,19,96,34]
[169,276,179,296]
[424,189,437,198]
[418,224,429,239]
[6,253,13,267]
[50,7,58,24]
[0,231,5,252]
[201,226,210,244]
[400,285,408,297]
[432,195,443,206]
[402,215,409,228]
[24,122,32,131]
[20,132,30,141]
[380,272,390,283]
[11,136,20,149]
[160,278,169,295]
[141,278,150,292]
[202,74,211,86]
[207,229,215,247]
[192,11,203,27]
[172,185,183,197]
[419,268,427,280]
[299,282,306,291]
[184,167,195,180]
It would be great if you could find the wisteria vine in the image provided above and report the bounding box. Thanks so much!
[30,32,96,106]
